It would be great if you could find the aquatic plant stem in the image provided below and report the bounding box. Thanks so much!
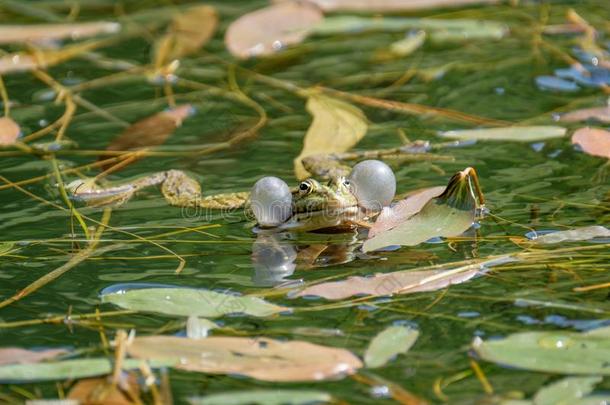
[51,157,91,240]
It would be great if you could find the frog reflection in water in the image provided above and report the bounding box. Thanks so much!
[69,155,400,232]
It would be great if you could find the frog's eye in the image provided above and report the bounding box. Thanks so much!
[342,179,351,187]
[298,181,312,193]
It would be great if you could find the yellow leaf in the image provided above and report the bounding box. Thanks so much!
[294,94,368,180]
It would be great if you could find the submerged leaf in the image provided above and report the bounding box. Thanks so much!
[294,93,368,180]
[0,348,67,366]
[0,117,21,146]
[127,335,362,382]
[560,106,610,123]
[364,326,419,369]
[438,126,566,142]
[532,226,610,244]
[290,0,501,12]
[0,22,120,45]
[0,358,171,382]
[225,2,323,59]
[472,326,610,375]
[363,169,478,252]
[533,376,605,405]
[101,286,289,318]
[154,6,218,66]
[188,390,332,405]
[294,260,488,300]
[571,127,610,159]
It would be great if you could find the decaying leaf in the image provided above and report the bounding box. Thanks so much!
[364,325,419,369]
[0,116,21,146]
[472,326,610,375]
[188,390,332,405]
[363,169,479,252]
[438,126,566,142]
[368,186,446,238]
[560,106,610,123]
[0,347,67,366]
[293,261,483,300]
[225,2,323,59]
[127,335,362,382]
[294,93,368,180]
[68,373,140,405]
[0,22,120,45]
[572,127,610,159]
[100,104,194,168]
[154,6,218,67]
[101,286,290,318]
[280,0,500,12]
[531,225,610,244]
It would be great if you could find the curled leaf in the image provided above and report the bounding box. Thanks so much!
[225,2,323,59]
[127,335,362,382]
[572,127,610,159]
[438,126,566,142]
[364,326,419,368]
[101,285,290,318]
[294,93,368,180]
[0,116,21,146]
[0,22,120,45]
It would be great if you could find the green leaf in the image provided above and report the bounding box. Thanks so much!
[0,358,171,382]
[363,169,477,252]
[102,287,290,318]
[473,327,610,375]
[188,390,332,405]
[533,376,603,405]
[438,126,566,142]
[364,325,419,368]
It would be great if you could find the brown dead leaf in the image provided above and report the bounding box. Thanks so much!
[294,93,368,180]
[0,347,67,366]
[275,0,500,12]
[560,106,610,124]
[68,373,139,405]
[225,2,323,59]
[572,127,610,159]
[0,22,120,45]
[293,265,479,300]
[0,116,21,146]
[154,6,218,67]
[127,335,362,382]
[368,186,446,238]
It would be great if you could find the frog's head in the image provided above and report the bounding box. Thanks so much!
[286,176,359,231]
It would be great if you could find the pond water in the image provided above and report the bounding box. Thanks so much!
[0,0,609,403]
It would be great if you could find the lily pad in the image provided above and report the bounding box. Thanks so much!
[188,390,332,405]
[364,325,419,368]
[438,126,566,142]
[101,286,289,318]
[472,326,610,375]
[128,335,362,382]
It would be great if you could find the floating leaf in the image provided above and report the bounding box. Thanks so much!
[293,259,489,300]
[472,326,610,375]
[531,226,610,244]
[225,2,323,59]
[288,0,501,12]
[127,335,362,382]
[294,93,368,180]
[0,358,170,382]
[363,169,479,252]
[0,348,67,366]
[313,16,507,42]
[188,390,332,405]
[364,326,419,369]
[368,186,446,238]
[571,127,610,159]
[0,117,21,146]
[533,376,606,405]
[101,286,289,318]
[438,126,566,142]
[154,6,218,66]
[560,106,610,123]
[0,22,120,45]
